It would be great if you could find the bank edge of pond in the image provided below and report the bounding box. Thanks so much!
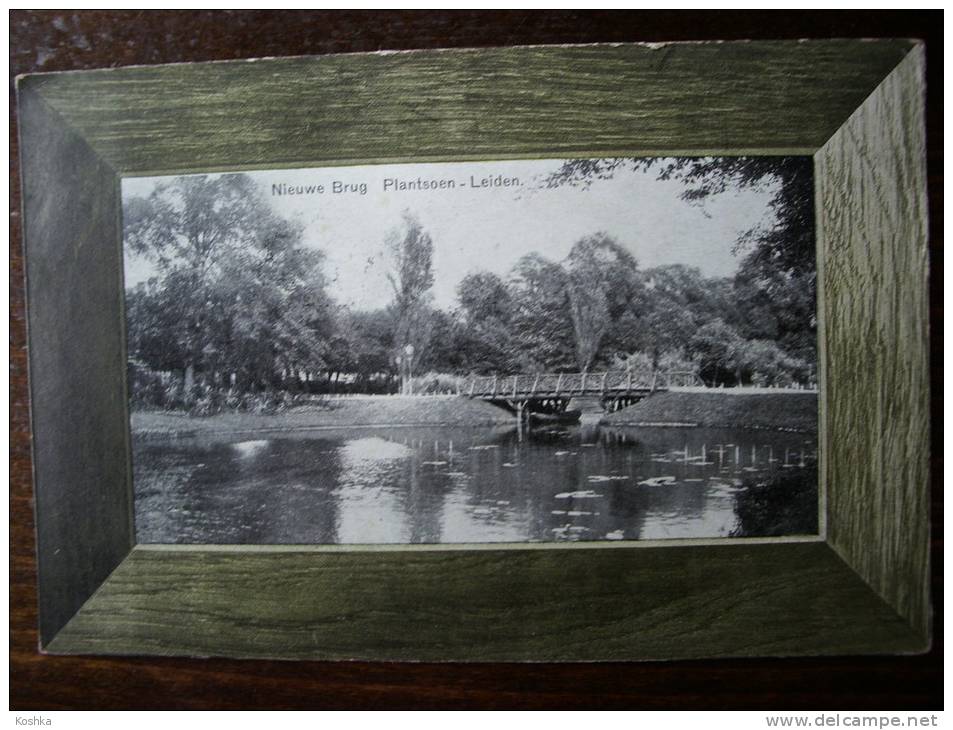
[131,395,513,438]
[132,390,818,438]
[601,390,818,434]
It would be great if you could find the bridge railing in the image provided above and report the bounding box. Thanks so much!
[464,370,702,398]
[659,370,706,388]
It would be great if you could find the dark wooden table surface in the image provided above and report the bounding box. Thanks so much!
[10,10,943,710]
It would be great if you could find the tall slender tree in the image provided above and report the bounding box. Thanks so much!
[385,211,435,382]
[565,232,641,372]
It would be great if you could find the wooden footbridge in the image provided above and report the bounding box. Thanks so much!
[461,370,703,420]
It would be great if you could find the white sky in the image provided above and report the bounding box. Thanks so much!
[122,158,777,311]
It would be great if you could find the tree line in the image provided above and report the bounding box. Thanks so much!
[124,159,815,412]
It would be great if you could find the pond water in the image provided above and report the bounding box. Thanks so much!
[133,425,818,544]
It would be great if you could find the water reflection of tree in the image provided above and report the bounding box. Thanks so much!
[226,438,343,544]
[135,437,345,544]
[383,426,520,544]
[401,447,446,544]
[731,460,818,537]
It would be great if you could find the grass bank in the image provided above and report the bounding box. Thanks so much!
[601,389,817,433]
[132,395,512,437]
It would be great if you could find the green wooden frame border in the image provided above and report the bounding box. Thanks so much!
[17,40,930,661]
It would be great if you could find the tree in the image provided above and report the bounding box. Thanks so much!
[216,215,334,389]
[689,320,810,386]
[457,271,512,325]
[732,339,811,387]
[123,173,333,400]
[689,318,745,386]
[125,175,269,394]
[544,156,814,279]
[125,278,190,375]
[339,309,395,390]
[565,233,641,371]
[626,265,721,369]
[416,309,458,372]
[453,272,518,374]
[507,253,577,372]
[543,157,817,366]
[639,298,697,370]
[385,211,435,378]
[644,265,706,309]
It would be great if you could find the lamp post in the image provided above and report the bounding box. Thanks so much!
[403,344,415,395]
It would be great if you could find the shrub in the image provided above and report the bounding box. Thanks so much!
[408,371,465,395]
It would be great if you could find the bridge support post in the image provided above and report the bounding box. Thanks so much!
[515,400,527,430]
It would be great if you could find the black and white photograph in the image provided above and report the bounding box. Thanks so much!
[123,156,819,545]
